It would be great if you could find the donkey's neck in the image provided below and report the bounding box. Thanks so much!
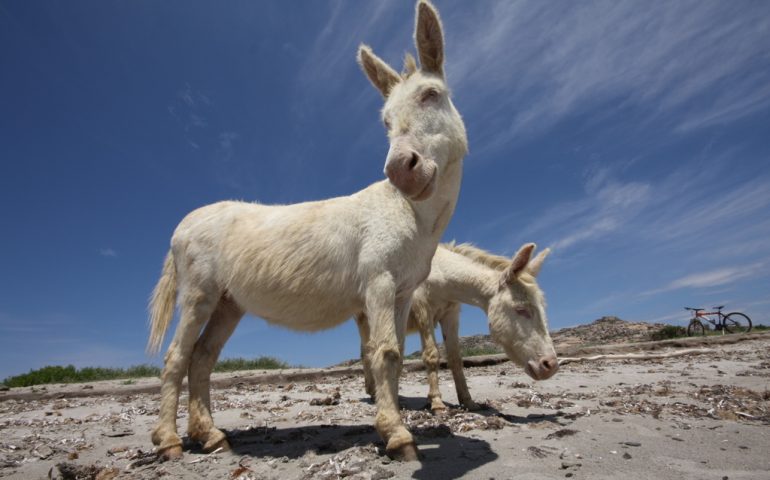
[430,247,498,311]
[410,156,463,240]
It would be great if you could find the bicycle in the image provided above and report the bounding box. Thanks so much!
[684,305,752,336]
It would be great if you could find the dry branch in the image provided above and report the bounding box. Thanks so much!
[558,348,713,365]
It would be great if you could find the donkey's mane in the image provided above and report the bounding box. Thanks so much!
[401,53,418,79]
[442,242,511,271]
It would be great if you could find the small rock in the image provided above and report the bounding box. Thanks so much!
[623,452,632,459]
[82,385,94,390]
[33,445,54,459]
[107,446,130,455]
[95,467,120,480]
[622,441,641,447]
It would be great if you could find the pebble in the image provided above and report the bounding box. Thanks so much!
[33,445,54,459]
[623,452,632,459]
[622,441,641,447]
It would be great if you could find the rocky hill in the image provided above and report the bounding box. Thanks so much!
[423,316,670,358]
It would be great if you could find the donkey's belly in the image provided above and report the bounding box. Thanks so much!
[231,284,361,332]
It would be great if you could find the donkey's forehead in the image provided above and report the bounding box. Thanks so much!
[507,277,545,304]
[385,72,446,107]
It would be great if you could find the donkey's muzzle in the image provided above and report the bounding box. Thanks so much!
[384,147,438,202]
[525,354,559,381]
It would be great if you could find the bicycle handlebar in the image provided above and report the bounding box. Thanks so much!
[684,307,703,311]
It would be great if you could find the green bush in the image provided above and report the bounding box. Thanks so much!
[460,346,502,357]
[2,356,289,388]
[650,325,687,341]
[212,356,289,372]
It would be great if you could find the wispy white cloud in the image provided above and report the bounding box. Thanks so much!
[297,0,404,94]
[519,150,770,259]
[444,0,770,145]
[520,168,652,251]
[168,83,212,139]
[642,261,767,296]
[99,248,117,257]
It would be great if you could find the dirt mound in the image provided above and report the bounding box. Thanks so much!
[551,316,668,349]
[446,317,668,356]
[351,316,668,365]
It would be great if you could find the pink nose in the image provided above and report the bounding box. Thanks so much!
[384,144,437,201]
[527,354,559,380]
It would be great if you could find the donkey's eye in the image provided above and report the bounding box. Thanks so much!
[383,118,391,131]
[515,308,532,319]
[420,88,439,103]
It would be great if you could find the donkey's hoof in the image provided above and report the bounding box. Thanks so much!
[159,445,184,461]
[386,442,421,462]
[203,436,231,453]
[462,401,482,411]
[429,400,447,412]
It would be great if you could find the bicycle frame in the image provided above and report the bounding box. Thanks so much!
[686,307,727,329]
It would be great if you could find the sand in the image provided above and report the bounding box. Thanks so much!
[1,334,768,479]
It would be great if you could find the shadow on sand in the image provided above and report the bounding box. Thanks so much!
[198,395,566,479]
[212,422,498,480]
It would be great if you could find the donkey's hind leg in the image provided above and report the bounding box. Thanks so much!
[439,304,480,410]
[417,312,446,412]
[355,314,376,399]
[151,287,219,459]
[187,294,244,452]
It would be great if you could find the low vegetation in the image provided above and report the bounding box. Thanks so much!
[460,345,502,357]
[650,325,687,341]
[1,356,289,388]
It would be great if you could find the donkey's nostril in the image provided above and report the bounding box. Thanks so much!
[408,152,419,170]
[539,355,558,374]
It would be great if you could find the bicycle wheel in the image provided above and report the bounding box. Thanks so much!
[723,312,752,334]
[687,319,706,337]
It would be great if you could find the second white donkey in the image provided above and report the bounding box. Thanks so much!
[356,243,557,412]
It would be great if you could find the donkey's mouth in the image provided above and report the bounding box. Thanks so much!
[410,168,437,202]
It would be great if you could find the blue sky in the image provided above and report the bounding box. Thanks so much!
[1,1,769,380]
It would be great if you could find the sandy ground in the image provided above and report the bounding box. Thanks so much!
[1,336,769,480]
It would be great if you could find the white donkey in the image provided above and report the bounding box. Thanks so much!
[147,1,466,461]
[356,243,557,412]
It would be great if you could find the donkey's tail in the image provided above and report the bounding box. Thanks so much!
[146,250,178,355]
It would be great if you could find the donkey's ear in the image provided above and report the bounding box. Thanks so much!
[414,0,444,77]
[358,45,401,98]
[502,243,536,285]
[526,248,550,277]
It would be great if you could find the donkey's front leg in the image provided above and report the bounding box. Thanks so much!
[439,305,480,410]
[366,276,419,461]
